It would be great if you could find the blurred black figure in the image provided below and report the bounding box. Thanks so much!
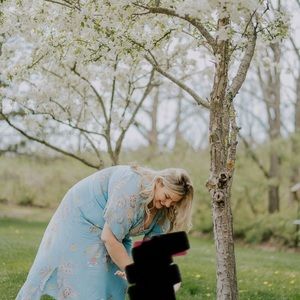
[125,231,190,300]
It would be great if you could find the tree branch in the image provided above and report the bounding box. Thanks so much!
[7,97,107,138]
[0,112,101,169]
[145,56,210,109]
[133,121,149,141]
[226,23,257,102]
[109,56,118,123]
[121,82,134,119]
[115,69,155,155]
[42,67,86,99]
[71,63,109,124]
[80,131,104,166]
[0,109,26,120]
[289,36,300,61]
[45,0,80,10]
[133,4,217,52]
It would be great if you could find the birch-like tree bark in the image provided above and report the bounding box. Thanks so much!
[205,15,239,299]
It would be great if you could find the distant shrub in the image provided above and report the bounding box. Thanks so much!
[18,194,34,206]
[0,198,8,204]
[241,214,296,246]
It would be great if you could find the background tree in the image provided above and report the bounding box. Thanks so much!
[230,1,296,215]
[289,0,300,202]
[255,1,284,213]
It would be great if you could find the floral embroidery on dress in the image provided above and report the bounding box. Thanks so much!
[39,266,53,279]
[69,243,77,252]
[129,194,137,208]
[89,225,101,234]
[59,262,74,275]
[127,206,134,221]
[85,243,101,266]
[58,286,77,299]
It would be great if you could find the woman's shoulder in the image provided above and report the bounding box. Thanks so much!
[108,165,142,187]
[96,165,136,178]
[109,165,138,177]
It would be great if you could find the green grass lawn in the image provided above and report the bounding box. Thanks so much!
[0,218,299,300]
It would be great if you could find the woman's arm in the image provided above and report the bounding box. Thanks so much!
[101,222,133,271]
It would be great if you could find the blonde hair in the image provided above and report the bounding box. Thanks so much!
[131,165,194,233]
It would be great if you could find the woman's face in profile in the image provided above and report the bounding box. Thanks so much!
[153,180,182,209]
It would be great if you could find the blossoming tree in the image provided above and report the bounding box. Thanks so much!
[0,0,287,299]
[0,35,156,167]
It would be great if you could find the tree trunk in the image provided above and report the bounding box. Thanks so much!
[206,16,238,300]
[174,88,183,148]
[267,43,281,213]
[258,42,281,214]
[149,87,159,149]
[268,151,280,212]
[290,73,300,202]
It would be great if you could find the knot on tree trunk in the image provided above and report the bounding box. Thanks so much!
[213,190,225,207]
[218,172,230,188]
[206,172,230,208]
[205,176,218,191]
[206,172,230,191]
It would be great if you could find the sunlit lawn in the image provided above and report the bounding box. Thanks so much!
[0,217,299,300]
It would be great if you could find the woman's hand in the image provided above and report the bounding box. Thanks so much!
[174,282,181,292]
[114,270,127,280]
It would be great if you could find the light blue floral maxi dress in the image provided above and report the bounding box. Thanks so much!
[16,165,167,300]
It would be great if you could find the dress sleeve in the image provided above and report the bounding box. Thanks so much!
[103,168,141,242]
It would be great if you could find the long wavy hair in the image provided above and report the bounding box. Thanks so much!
[131,164,194,233]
